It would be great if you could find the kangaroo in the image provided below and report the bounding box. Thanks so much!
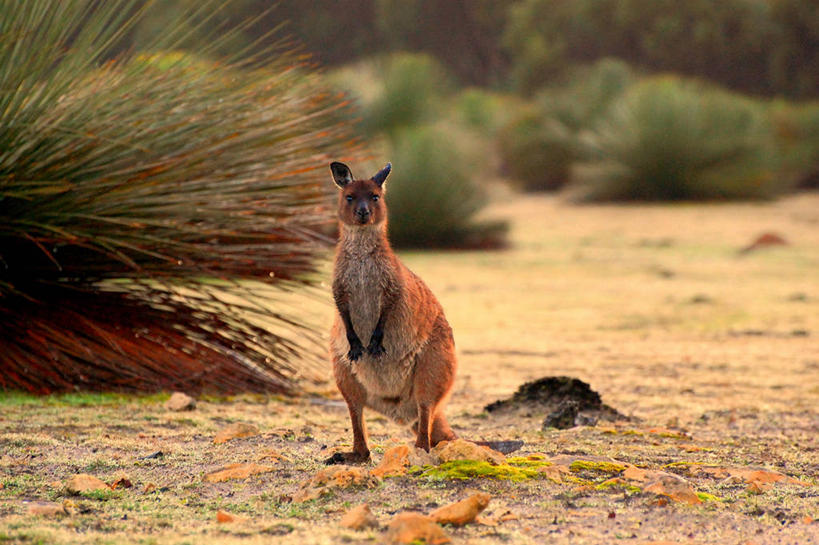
[326,161,457,464]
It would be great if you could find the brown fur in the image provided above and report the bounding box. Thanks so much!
[327,162,457,463]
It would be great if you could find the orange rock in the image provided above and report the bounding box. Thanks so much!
[65,474,110,494]
[678,444,706,452]
[213,422,259,444]
[372,445,411,478]
[643,474,702,505]
[165,392,196,411]
[143,482,157,493]
[216,509,247,523]
[622,465,651,482]
[340,503,378,530]
[740,232,788,254]
[384,512,450,544]
[293,466,379,503]
[432,439,505,465]
[204,463,273,483]
[646,427,689,439]
[429,492,491,526]
[499,511,519,522]
[538,464,570,483]
[700,466,809,486]
[110,475,132,489]
[744,469,794,486]
[257,448,286,463]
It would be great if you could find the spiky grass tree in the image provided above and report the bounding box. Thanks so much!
[0,1,359,394]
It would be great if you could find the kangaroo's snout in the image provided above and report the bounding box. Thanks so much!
[355,204,371,223]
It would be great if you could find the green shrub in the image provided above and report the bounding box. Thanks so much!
[364,53,451,137]
[497,108,575,191]
[769,101,819,189]
[454,88,507,133]
[573,77,779,201]
[497,59,634,192]
[539,58,635,133]
[385,126,507,249]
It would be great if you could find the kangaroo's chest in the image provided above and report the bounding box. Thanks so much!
[338,254,387,343]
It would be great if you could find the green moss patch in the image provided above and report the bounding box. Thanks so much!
[506,456,553,469]
[569,460,627,474]
[696,492,724,503]
[420,460,540,482]
[594,480,642,494]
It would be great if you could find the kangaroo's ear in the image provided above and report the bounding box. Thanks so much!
[371,162,391,187]
[330,162,353,188]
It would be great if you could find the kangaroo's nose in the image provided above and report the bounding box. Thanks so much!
[355,206,370,223]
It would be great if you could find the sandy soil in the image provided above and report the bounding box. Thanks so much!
[1,193,818,544]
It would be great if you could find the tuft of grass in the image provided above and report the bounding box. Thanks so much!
[0,0,358,394]
[574,77,779,201]
[80,489,121,501]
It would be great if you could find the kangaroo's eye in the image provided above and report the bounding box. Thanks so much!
[345,195,353,203]
[371,195,379,202]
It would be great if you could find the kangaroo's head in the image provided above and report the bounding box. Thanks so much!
[330,161,391,227]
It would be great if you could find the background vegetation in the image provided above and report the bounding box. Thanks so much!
[120,0,819,213]
[2,0,818,393]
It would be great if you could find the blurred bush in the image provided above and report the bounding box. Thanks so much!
[573,77,779,201]
[386,126,507,249]
[454,88,508,133]
[0,0,357,394]
[364,53,451,136]
[770,101,819,190]
[497,108,575,192]
[498,59,634,191]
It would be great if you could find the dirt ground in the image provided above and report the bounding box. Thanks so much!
[2,193,818,544]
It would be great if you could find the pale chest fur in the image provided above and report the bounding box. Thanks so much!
[335,251,387,344]
[331,225,421,401]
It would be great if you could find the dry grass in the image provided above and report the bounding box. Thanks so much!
[1,193,817,544]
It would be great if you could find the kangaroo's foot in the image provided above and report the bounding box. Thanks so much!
[324,450,371,465]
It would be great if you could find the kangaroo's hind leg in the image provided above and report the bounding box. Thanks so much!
[430,412,456,446]
[326,355,371,464]
[411,317,457,451]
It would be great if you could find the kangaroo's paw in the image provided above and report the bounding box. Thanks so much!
[367,340,386,358]
[347,341,364,362]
